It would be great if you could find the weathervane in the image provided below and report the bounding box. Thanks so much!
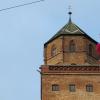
[68,5,72,22]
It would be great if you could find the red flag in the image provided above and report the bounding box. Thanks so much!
[96,43,100,55]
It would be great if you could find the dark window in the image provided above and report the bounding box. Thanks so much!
[52,84,59,91]
[86,84,93,92]
[69,40,76,52]
[69,84,76,92]
[89,44,93,56]
[51,45,57,57]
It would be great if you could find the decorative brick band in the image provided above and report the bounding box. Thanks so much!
[41,65,100,73]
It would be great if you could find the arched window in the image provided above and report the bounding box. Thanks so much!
[51,45,57,57]
[89,44,93,56]
[52,84,59,91]
[86,84,93,92]
[69,40,76,52]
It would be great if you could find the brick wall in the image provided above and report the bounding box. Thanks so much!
[42,73,100,100]
[44,35,98,65]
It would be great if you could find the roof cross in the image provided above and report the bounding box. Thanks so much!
[68,5,72,12]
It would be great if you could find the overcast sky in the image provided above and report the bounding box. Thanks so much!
[0,0,100,100]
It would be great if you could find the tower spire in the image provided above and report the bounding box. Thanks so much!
[68,5,72,22]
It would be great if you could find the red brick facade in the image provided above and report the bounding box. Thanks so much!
[40,18,100,100]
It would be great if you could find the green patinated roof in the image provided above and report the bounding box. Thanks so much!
[62,20,81,32]
[44,19,98,46]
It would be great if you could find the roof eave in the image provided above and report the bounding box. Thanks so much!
[44,34,98,47]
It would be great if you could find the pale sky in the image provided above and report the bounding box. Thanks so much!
[0,0,100,100]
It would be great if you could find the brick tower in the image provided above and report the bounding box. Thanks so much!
[40,11,100,100]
